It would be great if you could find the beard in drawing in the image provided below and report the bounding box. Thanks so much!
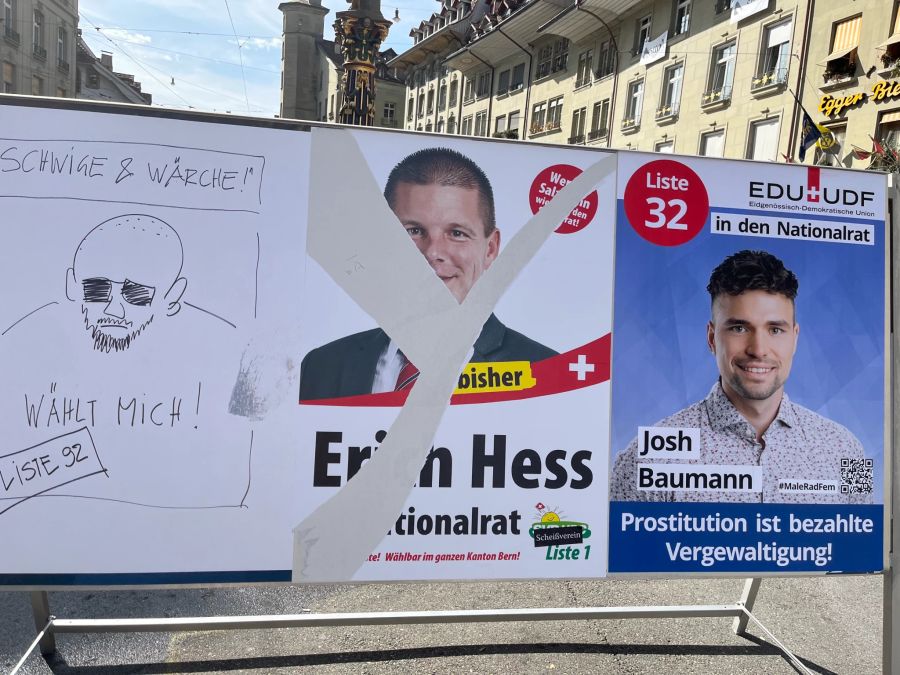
[82,305,154,353]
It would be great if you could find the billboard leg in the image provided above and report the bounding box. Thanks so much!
[886,175,899,675]
[30,591,56,656]
[732,578,761,636]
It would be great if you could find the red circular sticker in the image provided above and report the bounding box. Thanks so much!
[623,159,709,246]
[529,164,598,234]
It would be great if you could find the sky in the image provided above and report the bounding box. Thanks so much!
[78,0,436,118]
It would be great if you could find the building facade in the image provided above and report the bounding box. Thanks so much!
[803,0,900,166]
[279,0,406,125]
[1,0,77,97]
[75,34,151,105]
[391,0,900,167]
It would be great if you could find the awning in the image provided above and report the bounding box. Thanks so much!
[880,110,900,125]
[876,33,900,51]
[818,46,857,66]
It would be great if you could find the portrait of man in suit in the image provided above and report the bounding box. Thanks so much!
[298,146,557,401]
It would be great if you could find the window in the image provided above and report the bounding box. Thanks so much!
[417,91,425,117]
[438,83,447,109]
[463,76,474,102]
[57,26,67,65]
[576,49,592,88]
[31,75,42,96]
[383,101,395,121]
[449,79,458,107]
[881,9,900,69]
[2,61,13,92]
[437,118,444,133]
[407,97,414,120]
[634,15,652,55]
[474,110,488,136]
[497,68,510,94]
[655,140,675,153]
[672,0,691,37]
[569,107,587,144]
[461,115,473,135]
[427,88,434,113]
[699,129,725,157]
[507,110,521,138]
[658,62,683,118]
[536,40,569,78]
[814,124,845,166]
[877,110,900,148]
[715,0,732,13]
[495,114,507,135]
[624,79,644,128]
[547,96,563,129]
[552,39,569,72]
[704,40,736,104]
[757,19,793,89]
[589,99,610,140]
[425,121,433,132]
[531,101,547,132]
[475,71,490,98]
[32,10,45,58]
[596,39,616,78]
[747,117,781,162]
[822,16,859,84]
[448,114,456,134]
[2,0,13,31]
[510,63,525,90]
[536,44,553,79]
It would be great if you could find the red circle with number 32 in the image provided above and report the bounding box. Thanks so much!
[623,159,709,246]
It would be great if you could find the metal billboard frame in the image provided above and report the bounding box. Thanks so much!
[0,95,894,675]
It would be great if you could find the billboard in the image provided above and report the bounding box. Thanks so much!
[608,153,886,574]
[0,100,887,585]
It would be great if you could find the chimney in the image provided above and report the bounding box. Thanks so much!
[100,51,113,70]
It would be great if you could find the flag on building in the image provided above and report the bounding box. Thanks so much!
[797,109,823,161]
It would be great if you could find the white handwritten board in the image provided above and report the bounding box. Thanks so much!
[0,102,311,583]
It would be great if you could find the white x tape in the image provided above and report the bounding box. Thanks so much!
[293,127,615,581]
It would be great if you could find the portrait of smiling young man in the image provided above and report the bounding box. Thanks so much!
[298,147,557,401]
[610,249,871,504]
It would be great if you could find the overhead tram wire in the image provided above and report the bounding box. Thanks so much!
[79,16,271,114]
[78,13,194,109]
[223,0,252,113]
[98,36,281,75]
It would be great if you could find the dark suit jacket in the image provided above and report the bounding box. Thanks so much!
[299,314,556,401]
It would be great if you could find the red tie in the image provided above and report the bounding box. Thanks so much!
[395,353,420,391]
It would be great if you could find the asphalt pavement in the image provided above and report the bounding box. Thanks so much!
[0,575,883,674]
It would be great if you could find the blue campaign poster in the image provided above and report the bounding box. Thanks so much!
[608,153,886,574]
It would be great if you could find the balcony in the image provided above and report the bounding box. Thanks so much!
[621,116,640,133]
[3,26,19,46]
[567,134,585,145]
[701,85,731,111]
[751,67,788,96]
[587,128,608,142]
[33,44,47,60]
[529,119,561,137]
[820,58,857,92]
[878,52,900,78]
[655,102,679,124]
[57,60,70,75]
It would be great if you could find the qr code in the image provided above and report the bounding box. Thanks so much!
[840,458,874,495]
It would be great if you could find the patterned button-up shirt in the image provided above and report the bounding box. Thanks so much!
[610,382,872,504]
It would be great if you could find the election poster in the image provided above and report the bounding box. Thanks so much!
[0,99,890,587]
[0,102,312,584]
[291,127,617,581]
[608,152,886,574]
